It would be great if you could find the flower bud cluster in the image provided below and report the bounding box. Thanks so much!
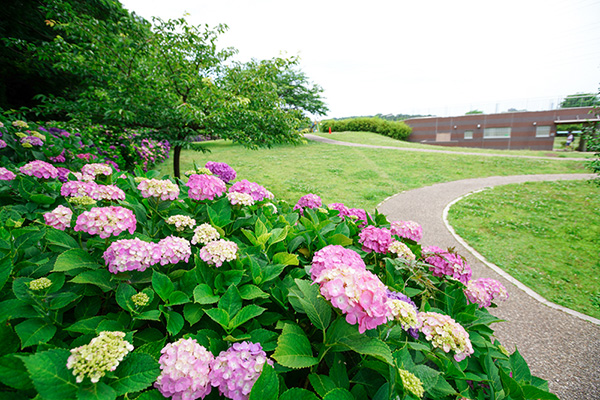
[227,191,255,206]
[388,240,416,260]
[191,223,220,245]
[166,215,196,231]
[137,178,180,201]
[199,239,238,267]
[68,196,97,206]
[418,312,474,362]
[398,369,424,398]
[131,292,150,307]
[28,277,52,291]
[44,205,73,231]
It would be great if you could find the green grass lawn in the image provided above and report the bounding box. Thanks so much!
[313,131,591,159]
[157,139,586,211]
[447,180,600,319]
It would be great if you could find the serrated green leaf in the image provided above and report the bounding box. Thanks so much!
[205,308,230,328]
[15,319,57,348]
[0,354,33,390]
[219,285,242,318]
[167,291,190,306]
[0,256,13,293]
[499,367,524,398]
[521,385,560,400]
[229,305,266,331]
[239,284,269,300]
[322,388,354,400]
[290,279,331,330]
[152,270,174,303]
[166,310,184,336]
[510,348,532,384]
[70,269,115,291]
[272,252,299,266]
[267,227,288,246]
[327,233,353,246]
[66,316,104,334]
[183,303,204,326]
[193,284,219,304]
[272,323,318,369]
[54,249,101,272]
[249,329,278,352]
[207,198,232,228]
[327,319,393,365]
[110,353,160,396]
[308,374,337,398]
[116,284,137,312]
[77,382,117,400]
[136,310,161,321]
[279,388,320,400]
[45,229,79,249]
[21,349,78,400]
[135,389,165,400]
[30,193,56,205]
[248,363,278,400]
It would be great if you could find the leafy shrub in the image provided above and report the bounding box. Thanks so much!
[320,117,411,140]
[0,157,559,399]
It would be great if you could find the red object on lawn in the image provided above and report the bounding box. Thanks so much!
[329,127,332,134]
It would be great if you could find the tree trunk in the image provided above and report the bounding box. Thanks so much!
[173,145,182,179]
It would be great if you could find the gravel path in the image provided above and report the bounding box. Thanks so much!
[378,174,599,400]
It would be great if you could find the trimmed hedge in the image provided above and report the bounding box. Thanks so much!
[320,117,412,140]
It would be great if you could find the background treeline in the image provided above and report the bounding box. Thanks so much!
[320,117,412,141]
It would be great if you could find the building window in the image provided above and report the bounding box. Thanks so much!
[483,127,511,139]
[536,126,551,137]
[464,130,473,140]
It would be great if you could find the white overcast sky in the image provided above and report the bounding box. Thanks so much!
[120,0,600,118]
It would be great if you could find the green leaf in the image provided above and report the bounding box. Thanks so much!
[0,256,13,292]
[70,269,115,292]
[272,323,318,369]
[116,284,137,312]
[30,193,56,205]
[166,310,184,336]
[327,234,354,246]
[272,252,299,266]
[21,349,78,400]
[239,284,269,300]
[219,285,242,318]
[207,198,232,228]
[510,348,532,384]
[66,316,104,334]
[326,319,393,365]
[322,388,354,400]
[45,228,79,249]
[204,308,230,329]
[167,291,190,306]
[330,354,349,389]
[308,374,337,398]
[0,354,33,390]
[289,279,331,331]
[110,353,160,396]
[193,284,220,304]
[267,227,288,246]
[15,319,57,348]
[248,363,278,400]
[134,339,166,362]
[77,382,117,400]
[255,218,268,237]
[135,389,165,400]
[521,385,560,400]
[183,303,204,326]
[54,249,101,272]
[136,310,161,321]
[279,388,320,400]
[229,305,266,331]
[499,367,524,398]
[152,270,174,303]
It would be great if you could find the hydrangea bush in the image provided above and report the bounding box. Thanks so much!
[0,156,560,400]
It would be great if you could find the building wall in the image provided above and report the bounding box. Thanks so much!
[404,107,597,150]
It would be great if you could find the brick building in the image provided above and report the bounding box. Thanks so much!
[404,107,598,150]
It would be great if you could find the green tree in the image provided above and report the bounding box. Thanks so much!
[465,109,483,115]
[560,93,600,108]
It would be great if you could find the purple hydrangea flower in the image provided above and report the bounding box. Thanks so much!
[228,180,273,202]
[205,161,237,183]
[293,193,322,213]
[103,238,162,273]
[423,246,472,284]
[19,160,58,179]
[358,225,394,254]
[0,167,16,181]
[186,174,227,201]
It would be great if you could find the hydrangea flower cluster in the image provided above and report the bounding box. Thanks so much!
[309,244,365,281]
[229,179,273,202]
[192,224,221,245]
[311,245,391,333]
[0,167,16,181]
[155,338,214,400]
[66,331,134,383]
[28,277,52,291]
[137,178,180,201]
[48,149,66,163]
[293,193,322,213]
[12,120,28,128]
[158,236,192,266]
[187,174,227,201]
[20,135,44,147]
[74,206,136,239]
[61,181,99,198]
[103,238,162,273]
[358,225,393,254]
[418,312,474,362]
[131,292,150,307]
[423,246,472,284]
[327,203,368,225]
[209,341,273,400]
[205,161,237,183]
[166,215,196,231]
[69,196,97,206]
[19,160,58,179]
[464,278,509,308]
[398,369,424,398]
[227,191,255,206]
[44,205,73,231]
[81,163,113,178]
[388,241,416,260]
[387,290,419,331]
[76,153,97,162]
[0,139,6,149]
[390,220,423,243]
[95,184,126,201]
[199,239,238,267]
[56,167,71,182]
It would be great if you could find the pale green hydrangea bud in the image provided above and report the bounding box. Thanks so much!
[12,120,28,128]
[399,369,424,398]
[21,142,33,148]
[29,277,52,291]
[68,196,97,206]
[31,131,46,140]
[195,168,213,175]
[131,292,150,307]
[134,176,148,183]
[388,241,416,260]
[66,331,134,383]
[15,132,27,138]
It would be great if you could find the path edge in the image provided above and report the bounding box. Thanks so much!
[443,190,600,326]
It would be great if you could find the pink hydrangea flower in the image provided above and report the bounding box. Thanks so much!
[19,160,58,179]
[155,338,214,400]
[418,312,474,362]
[328,202,350,217]
[0,167,16,181]
[309,245,366,281]
[358,225,393,254]
[205,161,237,183]
[81,163,113,178]
[74,206,136,239]
[48,149,66,163]
[44,205,73,231]
[390,220,423,243]
[137,178,180,201]
[464,278,509,308]
[95,185,126,201]
[61,181,99,199]
[103,238,162,273]
[76,153,97,162]
[158,236,192,266]
[348,208,369,226]
[21,136,44,147]
[199,239,238,267]
[0,139,6,149]
[423,246,472,284]
[186,174,226,201]
[191,224,220,245]
[293,193,322,213]
[228,179,273,202]
[209,342,273,400]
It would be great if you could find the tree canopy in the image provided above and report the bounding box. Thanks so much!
[560,93,600,108]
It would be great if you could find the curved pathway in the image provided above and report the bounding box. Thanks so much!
[378,174,599,400]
